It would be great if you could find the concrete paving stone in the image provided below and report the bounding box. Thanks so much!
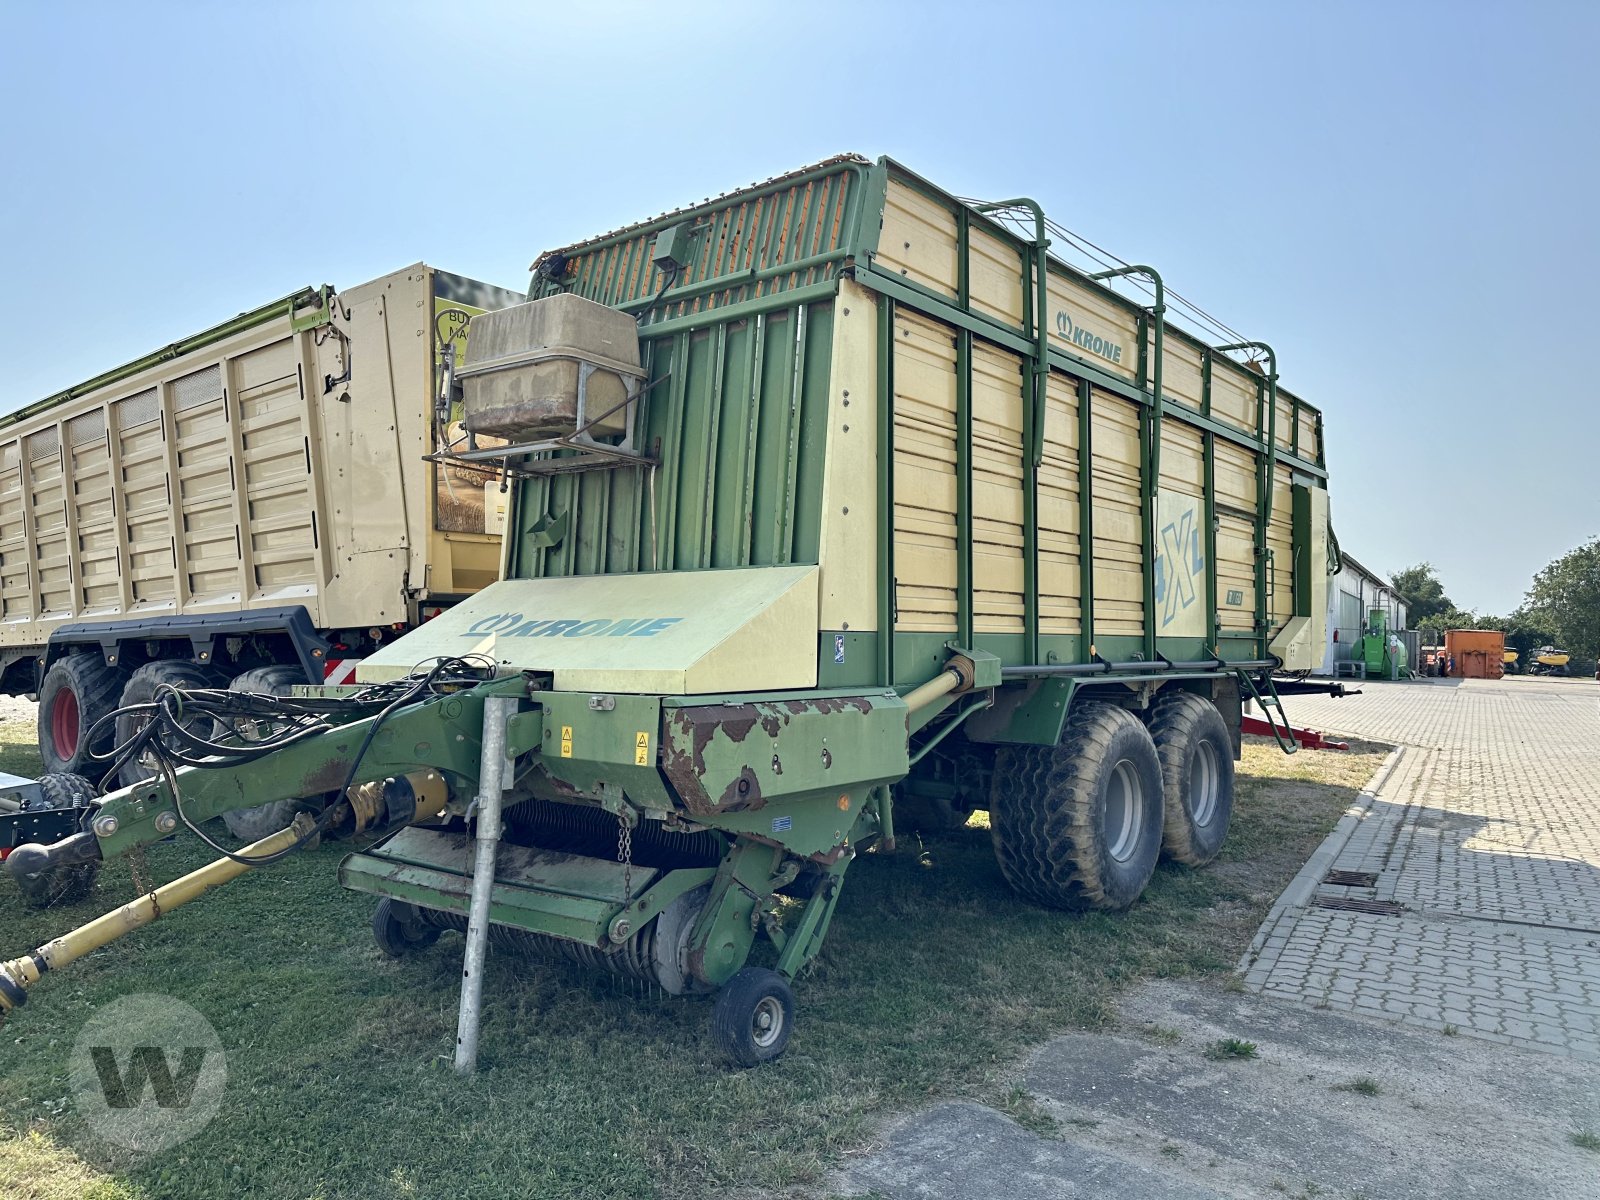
[1242,677,1600,1061]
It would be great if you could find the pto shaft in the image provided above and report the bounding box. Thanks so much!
[0,814,314,1023]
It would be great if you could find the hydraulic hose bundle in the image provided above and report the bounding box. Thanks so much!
[82,654,497,867]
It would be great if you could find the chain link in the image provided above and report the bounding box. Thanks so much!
[615,810,634,901]
[129,847,153,900]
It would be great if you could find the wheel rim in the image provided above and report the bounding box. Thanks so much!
[750,995,786,1049]
[50,688,80,759]
[1189,739,1220,827]
[1105,759,1145,863]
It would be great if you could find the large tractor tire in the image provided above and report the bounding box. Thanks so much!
[216,665,318,842]
[37,654,128,778]
[112,660,227,789]
[989,702,1165,912]
[14,773,100,908]
[1147,691,1235,866]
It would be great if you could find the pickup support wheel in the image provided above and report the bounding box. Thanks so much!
[372,898,441,958]
[710,967,795,1067]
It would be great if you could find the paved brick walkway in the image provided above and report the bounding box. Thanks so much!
[1242,676,1600,1060]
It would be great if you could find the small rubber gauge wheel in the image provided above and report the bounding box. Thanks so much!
[711,967,795,1067]
[371,898,441,958]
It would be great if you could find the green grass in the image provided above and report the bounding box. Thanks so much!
[1204,1037,1260,1061]
[0,723,1384,1200]
[1332,1077,1382,1097]
[1572,1130,1600,1153]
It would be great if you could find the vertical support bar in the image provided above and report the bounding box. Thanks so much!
[1022,281,1041,667]
[454,693,517,1074]
[104,404,135,615]
[659,331,691,569]
[877,298,897,687]
[157,381,191,611]
[1203,429,1218,653]
[699,324,728,568]
[956,329,974,649]
[57,421,81,617]
[1216,342,1278,662]
[1091,266,1165,663]
[16,445,40,620]
[739,315,767,566]
[1076,377,1095,657]
[775,305,808,563]
[218,357,256,603]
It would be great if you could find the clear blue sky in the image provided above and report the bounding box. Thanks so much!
[2,1,1594,615]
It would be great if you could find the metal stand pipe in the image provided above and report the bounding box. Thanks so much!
[453,694,517,1074]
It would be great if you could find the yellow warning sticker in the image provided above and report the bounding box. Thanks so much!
[560,725,573,758]
[634,731,650,766]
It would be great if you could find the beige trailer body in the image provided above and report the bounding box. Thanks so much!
[0,265,519,662]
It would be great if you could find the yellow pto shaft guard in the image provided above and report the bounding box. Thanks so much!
[0,814,314,1024]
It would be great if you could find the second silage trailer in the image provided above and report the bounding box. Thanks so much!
[2,155,1335,1067]
[0,265,522,834]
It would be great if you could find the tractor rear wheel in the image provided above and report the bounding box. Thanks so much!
[1147,691,1235,866]
[711,967,795,1067]
[216,665,318,842]
[113,660,228,788]
[989,702,1164,911]
[37,654,127,779]
[16,773,100,908]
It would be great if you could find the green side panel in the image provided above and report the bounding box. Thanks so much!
[528,156,870,320]
[508,300,835,581]
[1292,484,1313,616]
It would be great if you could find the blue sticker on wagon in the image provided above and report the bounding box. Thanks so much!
[771,815,793,833]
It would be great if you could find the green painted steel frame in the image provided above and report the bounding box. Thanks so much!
[500,156,1331,703]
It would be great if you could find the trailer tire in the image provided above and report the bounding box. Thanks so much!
[989,702,1164,912]
[371,898,441,958]
[113,661,228,789]
[17,773,100,908]
[216,665,319,842]
[711,967,795,1067]
[38,654,127,779]
[1147,692,1235,866]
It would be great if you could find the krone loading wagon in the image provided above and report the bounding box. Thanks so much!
[0,266,521,835]
[1,156,1335,1067]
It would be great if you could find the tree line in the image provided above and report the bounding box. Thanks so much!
[1390,538,1600,664]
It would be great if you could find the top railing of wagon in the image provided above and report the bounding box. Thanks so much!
[529,153,1326,472]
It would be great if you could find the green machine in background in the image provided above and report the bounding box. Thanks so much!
[1360,609,1408,680]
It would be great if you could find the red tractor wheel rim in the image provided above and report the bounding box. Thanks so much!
[51,687,81,759]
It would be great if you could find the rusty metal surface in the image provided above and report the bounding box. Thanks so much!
[659,694,887,817]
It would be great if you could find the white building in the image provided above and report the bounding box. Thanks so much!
[1314,553,1409,676]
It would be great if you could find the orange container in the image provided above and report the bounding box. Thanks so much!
[1443,629,1505,679]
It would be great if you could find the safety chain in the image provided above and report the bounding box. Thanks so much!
[615,809,634,902]
[128,847,154,903]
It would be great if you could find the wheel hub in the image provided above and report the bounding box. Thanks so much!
[1189,740,1220,827]
[1105,759,1145,863]
[751,996,785,1048]
[50,689,80,759]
